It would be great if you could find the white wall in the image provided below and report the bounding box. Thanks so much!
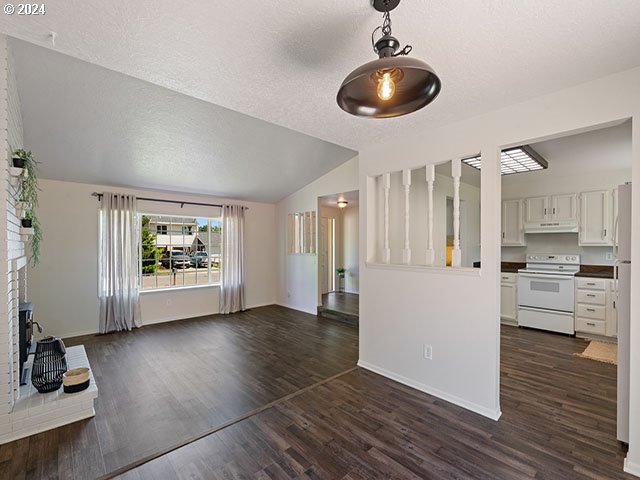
[28,179,277,338]
[275,156,358,314]
[501,126,632,265]
[358,65,640,472]
[342,206,359,294]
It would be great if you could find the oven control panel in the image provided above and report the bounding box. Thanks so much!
[525,254,580,265]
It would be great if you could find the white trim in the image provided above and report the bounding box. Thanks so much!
[140,283,220,294]
[365,262,481,277]
[625,458,640,477]
[357,359,502,421]
[62,328,101,340]
[276,302,318,315]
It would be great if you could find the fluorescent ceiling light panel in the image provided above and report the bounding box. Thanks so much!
[462,146,548,175]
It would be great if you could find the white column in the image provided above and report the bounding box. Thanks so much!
[402,169,411,264]
[382,173,391,264]
[451,159,462,267]
[425,165,435,265]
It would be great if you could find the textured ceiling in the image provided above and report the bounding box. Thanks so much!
[11,39,357,203]
[1,1,639,151]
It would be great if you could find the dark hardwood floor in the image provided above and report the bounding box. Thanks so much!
[321,292,359,317]
[0,309,632,479]
[0,305,358,479]
[117,325,632,480]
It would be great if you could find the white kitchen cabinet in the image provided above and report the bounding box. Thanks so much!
[502,200,526,246]
[551,193,578,222]
[579,190,613,246]
[500,273,518,325]
[524,194,578,224]
[524,196,549,224]
[575,276,616,338]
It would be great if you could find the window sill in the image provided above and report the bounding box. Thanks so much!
[140,284,220,294]
[365,262,481,277]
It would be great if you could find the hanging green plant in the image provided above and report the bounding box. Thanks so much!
[13,149,42,266]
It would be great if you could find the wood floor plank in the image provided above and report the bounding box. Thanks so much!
[1,307,634,479]
[121,326,633,480]
[0,305,358,479]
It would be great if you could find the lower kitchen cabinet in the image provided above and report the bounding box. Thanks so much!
[500,272,518,325]
[575,276,616,338]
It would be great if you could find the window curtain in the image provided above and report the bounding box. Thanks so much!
[98,192,141,333]
[220,205,246,314]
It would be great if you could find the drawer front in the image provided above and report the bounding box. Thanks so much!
[500,273,517,284]
[576,304,606,320]
[576,289,606,306]
[576,317,606,336]
[576,278,606,291]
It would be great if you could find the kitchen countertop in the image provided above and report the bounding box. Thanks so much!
[575,265,614,279]
[501,262,525,273]
[475,262,614,278]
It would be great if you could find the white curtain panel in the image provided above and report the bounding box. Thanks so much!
[220,205,246,314]
[98,193,141,333]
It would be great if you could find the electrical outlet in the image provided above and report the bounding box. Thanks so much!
[605,252,613,261]
[423,344,433,360]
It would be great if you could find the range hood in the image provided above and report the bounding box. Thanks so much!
[524,220,579,234]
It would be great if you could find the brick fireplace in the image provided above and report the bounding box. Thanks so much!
[0,35,98,445]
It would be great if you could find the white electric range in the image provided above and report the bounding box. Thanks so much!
[517,254,580,335]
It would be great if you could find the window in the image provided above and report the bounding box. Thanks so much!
[140,214,222,290]
[287,211,316,254]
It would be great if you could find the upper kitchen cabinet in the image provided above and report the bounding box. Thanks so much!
[524,196,548,224]
[579,190,613,246]
[551,194,578,222]
[502,199,526,246]
[524,194,579,233]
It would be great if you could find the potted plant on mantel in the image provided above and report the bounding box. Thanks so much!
[12,149,42,266]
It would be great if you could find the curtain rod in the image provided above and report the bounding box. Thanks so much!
[90,192,248,210]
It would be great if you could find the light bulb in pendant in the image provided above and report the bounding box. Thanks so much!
[377,72,395,101]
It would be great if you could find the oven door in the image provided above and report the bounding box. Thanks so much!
[517,272,575,312]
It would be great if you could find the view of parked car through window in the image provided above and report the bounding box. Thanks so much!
[140,214,221,290]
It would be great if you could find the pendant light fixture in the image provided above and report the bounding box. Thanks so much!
[337,0,441,118]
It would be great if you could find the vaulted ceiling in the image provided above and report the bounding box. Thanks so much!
[10,39,357,202]
[1,0,639,200]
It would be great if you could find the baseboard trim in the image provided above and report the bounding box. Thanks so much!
[357,360,502,421]
[275,303,317,315]
[625,458,640,477]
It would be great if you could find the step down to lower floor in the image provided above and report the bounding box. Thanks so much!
[317,306,359,327]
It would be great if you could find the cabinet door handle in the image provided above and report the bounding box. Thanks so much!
[587,294,596,298]
[586,308,596,312]
[587,282,596,286]
[587,322,596,327]
[553,208,556,214]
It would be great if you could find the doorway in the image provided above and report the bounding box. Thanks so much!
[317,190,359,326]
[498,120,632,462]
